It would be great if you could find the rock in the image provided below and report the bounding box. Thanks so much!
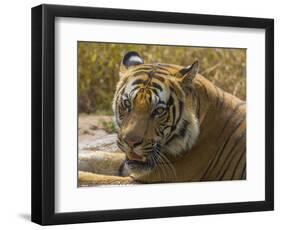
[79,133,120,152]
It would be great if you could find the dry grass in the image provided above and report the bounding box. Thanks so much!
[78,42,246,114]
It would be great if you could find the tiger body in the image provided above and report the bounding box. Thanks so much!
[79,52,246,185]
[129,73,246,183]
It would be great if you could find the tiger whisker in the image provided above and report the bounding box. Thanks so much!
[158,152,177,180]
[155,152,172,181]
[155,150,172,181]
[150,152,161,180]
[154,146,177,181]
[152,148,167,181]
[155,147,176,177]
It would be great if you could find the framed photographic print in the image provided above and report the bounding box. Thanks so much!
[31,4,274,225]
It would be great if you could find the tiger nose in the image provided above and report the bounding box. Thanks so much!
[123,135,143,147]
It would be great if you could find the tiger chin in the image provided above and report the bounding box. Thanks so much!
[79,51,246,185]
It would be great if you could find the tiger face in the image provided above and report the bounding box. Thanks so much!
[113,51,200,176]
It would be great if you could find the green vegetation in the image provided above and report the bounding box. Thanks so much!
[100,119,116,134]
[78,42,246,114]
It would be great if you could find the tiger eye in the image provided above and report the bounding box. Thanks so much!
[123,99,131,108]
[153,107,166,116]
[156,107,164,114]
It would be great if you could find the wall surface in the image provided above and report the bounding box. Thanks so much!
[0,0,279,229]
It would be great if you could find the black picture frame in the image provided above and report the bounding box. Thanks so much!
[31,4,274,225]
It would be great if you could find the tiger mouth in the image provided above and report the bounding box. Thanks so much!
[127,150,146,162]
[126,158,147,166]
[117,140,160,171]
[125,155,155,171]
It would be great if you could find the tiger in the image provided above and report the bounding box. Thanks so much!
[79,51,246,185]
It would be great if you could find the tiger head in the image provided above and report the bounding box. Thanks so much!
[113,51,200,176]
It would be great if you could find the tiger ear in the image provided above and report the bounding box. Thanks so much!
[177,60,199,89]
[120,51,144,75]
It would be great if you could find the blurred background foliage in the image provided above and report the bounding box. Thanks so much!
[78,42,246,114]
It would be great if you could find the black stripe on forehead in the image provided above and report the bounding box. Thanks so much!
[149,88,159,97]
[131,66,153,76]
[129,86,141,96]
[131,79,149,86]
[155,66,173,74]
[153,75,165,82]
[151,82,163,91]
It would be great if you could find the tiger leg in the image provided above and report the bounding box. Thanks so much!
[79,171,136,185]
[78,151,135,185]
[79,151,129,176]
